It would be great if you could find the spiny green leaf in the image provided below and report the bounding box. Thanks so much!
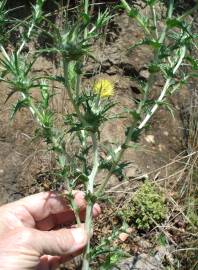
[186,56,198,70]
[125,127,141,142]
[11,98,30,119]
[128,8,139,18]
[166,18,185,30]
[143,0,158,6]
[148,63,161,73]
[130,110,141,122]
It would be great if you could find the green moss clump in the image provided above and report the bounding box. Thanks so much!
[122,181,167,230]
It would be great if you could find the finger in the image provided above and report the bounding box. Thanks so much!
[39,251,83,270]
[17,191,86,221]
[36,203,101,231]
[34,227,87,257]
[79,203,101,222]
[37,255,61,270]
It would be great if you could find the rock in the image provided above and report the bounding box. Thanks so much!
[163,131,169,136]
[119,227,135,242]
[112,254,164,270]
[138,239,152,249]
[125,166,140,179]
[155,246,174,265]
[145,135,155,144]
[106,66,118,75]
[139,68,150,80]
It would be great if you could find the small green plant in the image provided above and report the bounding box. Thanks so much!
[90,226,129,270]
[121,182,167,230]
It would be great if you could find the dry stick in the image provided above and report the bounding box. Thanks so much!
[107,151,198,193]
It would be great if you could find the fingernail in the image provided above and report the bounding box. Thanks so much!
[71,228,87,246]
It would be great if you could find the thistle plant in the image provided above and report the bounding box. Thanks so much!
[0,0,197,269]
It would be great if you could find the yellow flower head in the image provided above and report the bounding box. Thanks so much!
[93,79,114,98]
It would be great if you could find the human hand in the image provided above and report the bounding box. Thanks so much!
[0,191,101,270]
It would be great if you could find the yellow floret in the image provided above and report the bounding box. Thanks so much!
[93,79,114,98]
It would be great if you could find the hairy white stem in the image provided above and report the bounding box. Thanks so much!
[82,133,99,270]
[99,46,186,194]
[17,23,34,55]
[139,46,186,129]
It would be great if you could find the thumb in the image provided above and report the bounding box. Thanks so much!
[35,227,88,256]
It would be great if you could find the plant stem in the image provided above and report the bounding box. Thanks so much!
[102,0,175,167]
[120,0,151,36]
[96,127,133,195]
[97,46,186,195]
[19,62,82,227]
[159,0,174,43]
[17,22,34,55]
[69,193,81,225]
[120,0,131,12]
[82,132,99,270]
[63,61,86,125]
[76,72,81,97]
[84,0,89,39]
[151,5,158,39]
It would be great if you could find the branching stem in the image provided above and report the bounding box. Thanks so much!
[97,45,186,195]
[120,0,151,35]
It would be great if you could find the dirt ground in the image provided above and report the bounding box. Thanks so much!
[0,1,196,270]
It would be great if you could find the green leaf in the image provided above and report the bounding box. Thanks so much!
[128,8,139,18]
[148,63,161,73]
[190,73,198,78]
[5,89,18,103]
[11,98,30,119]
[85,192,97,204]
[146,40,161,49]
[144,0,158,6]
[125,127,141,142]
[54,76,65,84]
[166,18,184,29]
[129,39,161,51]
[130,110,141,122]
[58,155,66,169]
[186,56,198,70]
[82,13,90,25]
